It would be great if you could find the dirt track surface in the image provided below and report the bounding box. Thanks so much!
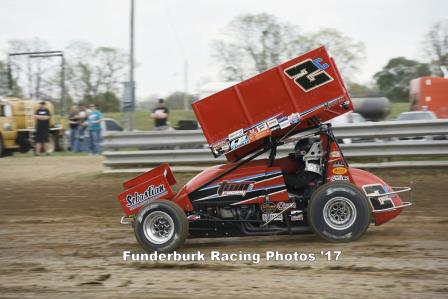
[0,156,447,299]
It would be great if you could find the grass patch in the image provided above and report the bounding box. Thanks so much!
[388,102,410,119]
[59,103,408,131]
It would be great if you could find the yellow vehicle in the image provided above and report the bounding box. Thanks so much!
[0,96,64,157]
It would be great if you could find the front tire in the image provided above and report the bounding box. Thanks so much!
[308,182,370,242]
[134,200,189,253]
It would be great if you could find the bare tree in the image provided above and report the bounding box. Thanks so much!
[0,60,21,96]
[212,13,366,82]
[65,41,97,101]
[95,47,128,94]
[424,20,448,73]
[65,41,127,103]
[307,28,366,82]
[212,13,307,81]
[8,38,55,100]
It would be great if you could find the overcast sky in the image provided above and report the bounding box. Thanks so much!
[0,0,446,100]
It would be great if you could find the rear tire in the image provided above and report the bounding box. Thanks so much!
[134,200,189,253]
[308,182,370,242]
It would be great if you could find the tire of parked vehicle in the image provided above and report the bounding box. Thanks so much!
[134,200,189,253]
[53,133,64,152]
[308,182,371,242]
[0,135,4,157]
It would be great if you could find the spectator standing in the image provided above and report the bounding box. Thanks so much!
[87,104,103,155]
[68,105,80,152]
[150,99,169,130]
[75,103,88,152]
[34,101,51,156]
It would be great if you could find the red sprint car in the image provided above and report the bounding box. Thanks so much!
[117,47,411,253]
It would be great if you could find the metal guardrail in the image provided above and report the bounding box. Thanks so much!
[102,130,205,149]
[102,120,448,170]
[102,120,448,150]
[103,141,448,167]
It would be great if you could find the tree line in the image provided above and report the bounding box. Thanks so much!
[1,15,446,111]
[212,14,448,102]
[0,39,127,112]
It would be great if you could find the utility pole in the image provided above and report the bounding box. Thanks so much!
[127,0,135,131]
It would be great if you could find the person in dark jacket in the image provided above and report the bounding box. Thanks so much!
[75,103,88,152]
[68,105,80,152]
[34,101,51,156]
[150,99,169,130]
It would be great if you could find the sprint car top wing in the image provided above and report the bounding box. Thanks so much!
[192,46,352,162]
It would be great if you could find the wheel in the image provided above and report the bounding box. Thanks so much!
[0,136,12,157]
[308,182,371,242]
[53,133,65,152]
[18,146,31,153]
[134,200,189,253]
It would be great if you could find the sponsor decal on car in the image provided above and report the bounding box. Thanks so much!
[330,175,350,182]
[291,215,303,221]
[208,112,304,156]
[278,117,291,129]
[126,184,167,210]
[290,210,304,221]
[217,181,255,196]
[260,202,277,213]
[229,135,249,150]
[248,122,271,142]
[248,129,270,142]
[276,201,297,210]
[332,167,348,175]
[262,213,283,222]
[329,151,341,158]
[267,118,280,131]
[256,122,269,132]
[288,113,300,124]
[332,161,345,168]
[228,129,244,141]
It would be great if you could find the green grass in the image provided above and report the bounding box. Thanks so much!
[104,110,196,131]
[61,103,408,132]
[388,102,410,119]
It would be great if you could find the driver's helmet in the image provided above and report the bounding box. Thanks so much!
[294,138,314,159]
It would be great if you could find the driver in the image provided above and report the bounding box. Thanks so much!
[284,138,322,192]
